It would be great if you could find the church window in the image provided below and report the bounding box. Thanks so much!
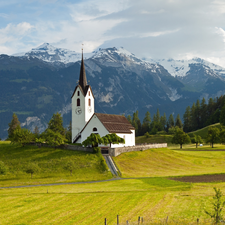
[88,99,91,106]
[89,91,90,96]
[77,91,80,96]
[77,98,80,106]
[93,127,97,132]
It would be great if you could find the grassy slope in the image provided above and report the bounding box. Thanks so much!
[188,123,221,139]
[113,147,225,178]
[0,141,112,186]
[136,134,173,145]
[0,178,223,224]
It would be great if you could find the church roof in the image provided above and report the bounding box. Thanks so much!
[81,113,135,134]
[96,113,134,134]
[71,51,94,98]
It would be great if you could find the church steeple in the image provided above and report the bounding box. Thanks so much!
[79,50,88,94]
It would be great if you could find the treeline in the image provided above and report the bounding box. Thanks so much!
[127,109,183,136]
[7,112,71,147]
[183,95,225,132]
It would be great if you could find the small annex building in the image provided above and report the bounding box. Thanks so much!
[71,51,135,148]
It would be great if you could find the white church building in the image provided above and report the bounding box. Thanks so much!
[71,52,135,148]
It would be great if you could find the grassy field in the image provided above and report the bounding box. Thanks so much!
[0,141,112,186]
[113,147,225,178]
[0,178,224,224]
[2,141,225,224]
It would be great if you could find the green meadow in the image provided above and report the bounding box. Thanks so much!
[0,141,112,187]
[1,141,225,224]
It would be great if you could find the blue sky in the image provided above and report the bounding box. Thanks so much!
[1,0,225,67]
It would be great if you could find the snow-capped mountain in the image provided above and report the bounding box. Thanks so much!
[14,43,94,64]
[148,58,225,78]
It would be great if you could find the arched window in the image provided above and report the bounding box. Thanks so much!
[93,127,97,132]
[88,99,91,106]
[77,98,80,106]
[88,91,90,96]
[77,91,80,96]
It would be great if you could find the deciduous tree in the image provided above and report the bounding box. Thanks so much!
[171,127,190,149]
[206,127,220,148]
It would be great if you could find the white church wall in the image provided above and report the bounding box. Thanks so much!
[72,86,86,141]
[111,130,135,148]
[84,87,94,123]
[81,115,109,143]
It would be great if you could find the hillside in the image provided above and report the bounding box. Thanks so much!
[2,45,225,139]
[188,123,221,139]
[0,142,111,186]
[113,147,225,178]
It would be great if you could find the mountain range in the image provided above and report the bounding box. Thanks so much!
[1,43,225,139]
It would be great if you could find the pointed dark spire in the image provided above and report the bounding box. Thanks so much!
[79,49,87,93]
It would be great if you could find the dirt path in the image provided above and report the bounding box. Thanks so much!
[169,174,225,183]
[0,177,122,189]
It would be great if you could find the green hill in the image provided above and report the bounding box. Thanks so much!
[0,141,112,187]
[188,123,221,139]
[113,147,225,178]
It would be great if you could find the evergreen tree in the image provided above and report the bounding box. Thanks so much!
[8,113,21,140]
[220,105,225,126]
[200,97,207,128]
[160,113,167,131]
[190,102,197,130]
[195,99,201,129]
[142,111,151,135]
[168,114,174,128]
[132,111,141,136]
[127,115,132,124]
[65,122,72,143]
[183,106,192,132]
[175,114,183,128]
[47,112,65,136]
[156,109,160,123]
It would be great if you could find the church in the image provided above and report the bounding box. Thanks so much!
[71,51,135,148]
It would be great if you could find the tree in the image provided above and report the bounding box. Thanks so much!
[47,112,65,136]
[82,133,103,147]
[102,133,125,147]
[44,129,67,149]
[183,106,192,132]
[8,113,21,140]
[25,163,40,178]
[205,187,225,224]
[64,160,77,175]
[220,105,225,126]
[175,114,183,128]
[171,127,191,149]
[220,127,225,144]
[190,134,203,148]
[168,114,175,128]
[142,111,151,134]
[34,126,39,136]
[132,111,141,136]
[11,128,34,147]
[206,127,220,148]
[126,115,132,124]
[160,113,167,131]
[65,122,72,143]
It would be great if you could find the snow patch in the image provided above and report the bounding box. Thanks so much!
[167,88,182,101]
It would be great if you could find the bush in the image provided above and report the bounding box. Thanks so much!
[25,163,40,178]
[0,161,8,175]
[93,147,101,154]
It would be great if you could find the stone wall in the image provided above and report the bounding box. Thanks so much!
[109,143,167,157]
[64,144,93,153]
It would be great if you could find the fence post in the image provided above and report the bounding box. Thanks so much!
[105,218,107,225]
[141,217,144,223]
[197,218,199,224]
[166,216,169,223]
[117,215,119,225]
[138,216,140,224]
[126,220,129,225]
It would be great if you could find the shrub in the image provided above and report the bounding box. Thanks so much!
[0,161,8,175]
